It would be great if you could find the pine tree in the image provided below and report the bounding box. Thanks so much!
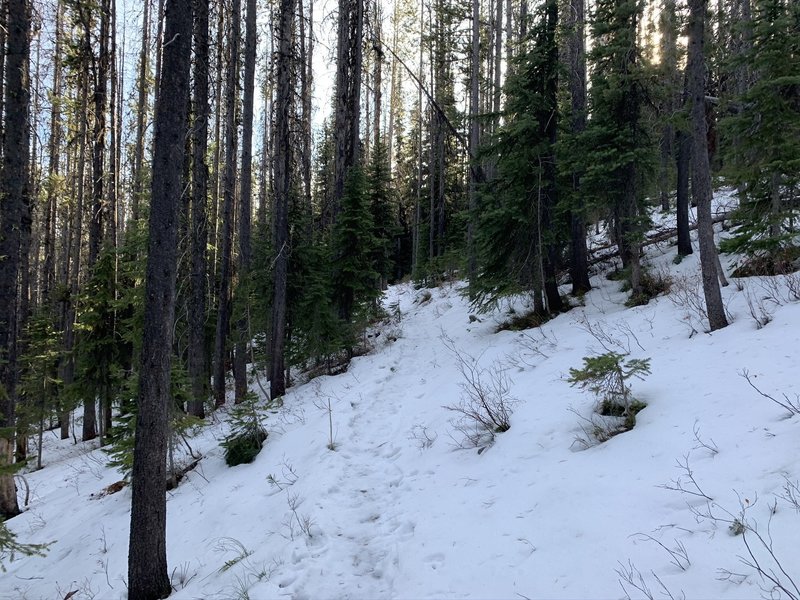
[582,0,655,302]
[286,237,345,370]
[472,2,563,315]
[720,0,800,264]
[367,139,398,289]
[72,247,122,444]
[332,165,380,346]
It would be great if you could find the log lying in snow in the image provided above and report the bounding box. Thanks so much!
[587,213,728,267]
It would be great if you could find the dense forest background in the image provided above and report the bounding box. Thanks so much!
[0,0,797,595]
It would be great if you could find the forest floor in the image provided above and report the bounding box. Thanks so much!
[4,189,800,600]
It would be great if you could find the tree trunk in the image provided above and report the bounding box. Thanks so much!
[59,75,89,442]
[675,118,693,256]
[127,1,191,597]
[269,0,296,400]
[83,0,111,443]
[42,1,63,303]
[658,0,679,212]
[131,0,151,222]
[566,0,590,295]
[372,3,382,148]
[0,0,30,519]
[300,0,314,216]
[688,0,727,331]
[0,0,7,135]
[258,22,273,229]
[210,3,225,284]
[331,0,364,220]
[213,0,241,407]
[541,0,563,313]
[467,0,480,285]
[188,0,210,418]
[234,0,257,404]
[386,0,400,171]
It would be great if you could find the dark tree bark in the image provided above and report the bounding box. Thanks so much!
[658,0,679,212]
[234,0,257,404]
[675,106,693,256]
[331,0,364,220]
[372,4,382,148]
[59,74,89,443]
[82,0,111,442]
[0,0,6,126]
[467,0,480,284]
[540,0,563,313]
[42,1,63,304]
[213,0,240,407]
[153,0,166,108]
[0,0,30,519]
[210,2,225,284]
[566,0,591,295]
[188,0,210,418]
[127,0,192,597]
[299,0,314,216]
[258,19,273,228]
[269,0,295,400]
[107,0,119,251]
[687,0,727,330]
[131,0,151,222]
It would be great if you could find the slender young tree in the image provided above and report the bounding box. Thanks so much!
[467,0,480,284]
[127,0,192,597]
[213,0,240,407]
[269,0,296,400]
[234,0,257,403]
[131,0,151,222]
[188,0,210,418]
[688,0,728,330]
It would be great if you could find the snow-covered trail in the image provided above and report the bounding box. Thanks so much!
[4,189,800,600]
[249,283,487,599]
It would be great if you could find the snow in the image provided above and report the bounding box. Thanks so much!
[4,189,800,600]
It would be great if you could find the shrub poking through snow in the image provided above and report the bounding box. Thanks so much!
[221,394,268,466]
[442,333,517,450]
[568,352,650,442]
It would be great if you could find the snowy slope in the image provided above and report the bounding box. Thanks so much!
[3,191,800,600]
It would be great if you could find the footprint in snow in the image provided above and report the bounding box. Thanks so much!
[424,552,446,570]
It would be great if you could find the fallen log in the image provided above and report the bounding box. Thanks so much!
[587,213,728,267]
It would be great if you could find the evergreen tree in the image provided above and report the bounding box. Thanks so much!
[72,247,121,442]
[720,0,800,263]
[582,0,655,302]
[367,139,398,289]
[332,165,380,345]
[472,2,562,315]
[286,237,345,370]
[16,308,63,470]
